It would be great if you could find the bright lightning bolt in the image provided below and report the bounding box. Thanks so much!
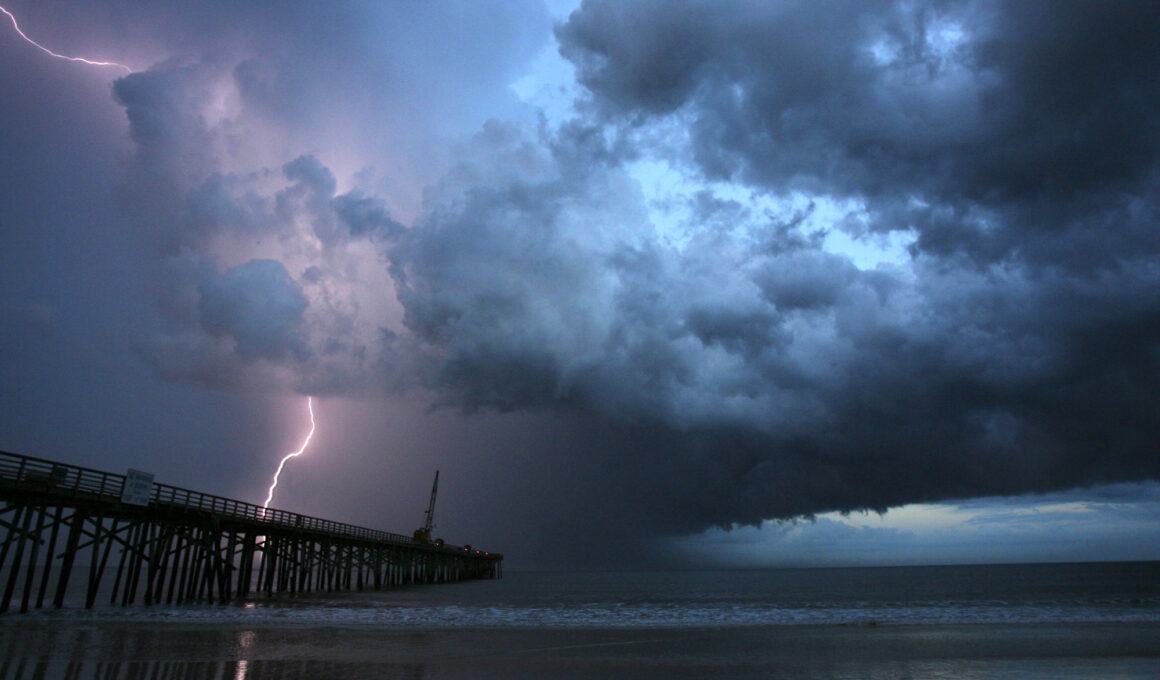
[1,5,132,73]
[262,396,316,514]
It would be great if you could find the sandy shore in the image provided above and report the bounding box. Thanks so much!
[2,620,1159,679]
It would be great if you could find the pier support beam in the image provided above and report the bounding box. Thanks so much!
[0,450,503,612]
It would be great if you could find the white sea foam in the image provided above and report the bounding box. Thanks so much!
[24,598,1160,630]
[15,562,1160,630]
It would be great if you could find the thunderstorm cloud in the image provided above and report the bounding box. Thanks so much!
[1,0,1157,565]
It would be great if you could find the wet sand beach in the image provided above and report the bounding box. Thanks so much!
[3,620,1159,679]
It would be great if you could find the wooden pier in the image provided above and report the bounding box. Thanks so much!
[0,450,502,613]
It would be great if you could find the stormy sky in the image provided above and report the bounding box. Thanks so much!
[1,0,1157,569]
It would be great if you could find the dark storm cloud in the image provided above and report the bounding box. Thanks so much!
[280,157,405,244]
[110,56,404,391]
[197,259,309,361]
[559,0,1160,268]
[333,192,405,241]
[388,119,1157,532]
[675,481,1160,567]
[367,0,1160,544]
[98,0,553,397]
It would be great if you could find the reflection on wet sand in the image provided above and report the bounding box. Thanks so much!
[1,625,430,680]
[0,658,429,680]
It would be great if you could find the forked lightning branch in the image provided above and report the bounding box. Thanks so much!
[0,5,131,72]
[262,396,317,513]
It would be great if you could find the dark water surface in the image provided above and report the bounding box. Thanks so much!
[2,562,1157,679]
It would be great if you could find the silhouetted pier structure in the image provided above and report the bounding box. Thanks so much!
[0,450,502,613]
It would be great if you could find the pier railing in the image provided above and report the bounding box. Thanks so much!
[0,450,454,549]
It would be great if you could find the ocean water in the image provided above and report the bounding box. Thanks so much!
[2,561,1158,679]
[20,560,1160,628]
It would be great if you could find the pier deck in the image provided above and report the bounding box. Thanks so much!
[0,450,501,613]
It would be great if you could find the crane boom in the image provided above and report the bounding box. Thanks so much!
[424,470,439,532]
[414,470,440,544]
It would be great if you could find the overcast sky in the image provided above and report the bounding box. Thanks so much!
[1,0,1157,569]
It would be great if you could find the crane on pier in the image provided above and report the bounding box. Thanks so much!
[413,470,440,545]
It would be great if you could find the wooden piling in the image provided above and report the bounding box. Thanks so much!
[0,450,502,613]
